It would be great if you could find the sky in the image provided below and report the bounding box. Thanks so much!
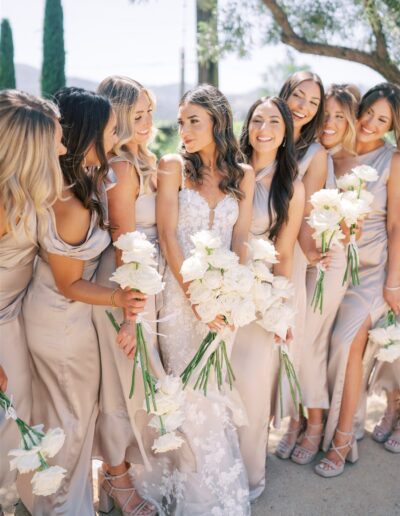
[0,0,385,94]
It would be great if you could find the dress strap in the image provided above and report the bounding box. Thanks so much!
[180,159,186,190]
[138,172,145,195]
[256,161,276,182]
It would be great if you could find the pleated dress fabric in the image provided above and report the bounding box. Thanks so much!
[21,196,110,515]
[299,157,347,409]
[323,142,396,451]
[93,158,165,471]
[0,211,36,491]
[231,163,280,501]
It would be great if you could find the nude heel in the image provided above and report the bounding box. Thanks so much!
[98,468,115,514]
[346,439,358,463]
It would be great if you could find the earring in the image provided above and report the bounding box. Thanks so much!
[282,138,286,148]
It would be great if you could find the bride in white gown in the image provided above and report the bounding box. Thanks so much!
[150,85,255,515]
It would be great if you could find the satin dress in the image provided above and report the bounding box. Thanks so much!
[93,158,165,470]
[323,142,396,451]
[22,196,110,515]
[0,211,36,492]
[231,163,280,501]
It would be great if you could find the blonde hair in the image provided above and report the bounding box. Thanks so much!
[0,90,63,239]
[326,84,360,155]
[97,75,156,192]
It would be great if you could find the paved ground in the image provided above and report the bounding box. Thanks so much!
[10,395,400,516]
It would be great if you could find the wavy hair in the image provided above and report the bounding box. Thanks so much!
[358,82,400,149]
[0,89,63,239]
[179,84,244,200]
[240,96,298,240]
[97,75,156,192]
[279,71,325,160]
[54,87,112,229]
[325,84,360,155]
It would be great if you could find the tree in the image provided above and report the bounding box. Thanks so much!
[262,50,311,95]
[41,0,66,97]
[0,19,16,89]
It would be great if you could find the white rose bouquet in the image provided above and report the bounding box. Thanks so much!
[180,230,257,393]
[246,239,304,418]
[0,392,66,496]
[307,188,345,313]
[337,165,378,286]
[369,310,400,363]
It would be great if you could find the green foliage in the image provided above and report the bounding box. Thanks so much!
[150,123,179,160]
[0,19,16,90]
[41,0,66,98]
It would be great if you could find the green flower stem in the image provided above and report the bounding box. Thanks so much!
[279,348,306,419]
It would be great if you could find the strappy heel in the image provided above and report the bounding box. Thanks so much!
[291,421,324,465]
[384,417,400,453]
[372,408,398,443]
[275,418,305,460]
[98,468,157,516]
[315,428,359,478]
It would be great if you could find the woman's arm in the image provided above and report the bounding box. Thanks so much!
[231,164,256,264]
[298,148,330,267]
[385,152,400,315]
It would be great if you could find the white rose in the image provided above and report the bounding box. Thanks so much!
[31,465,66,496]
[180,254,208,282]
[310,188,342,211]
[336,173,359,191]
[222,265,254,294]
[152,431,185,453]
[202,269,224,290]
[40,428,66,459]
[9,447,41,473]
[340,198,360,226]
[114,231,157,266]
[231,298,256,327]
[376,344,400,363]
[253,282,274,312]
[249,261,274,283]
[190,230,221,255]
[352,165,379,182]
[247,238,278,263]
[308,209,342,235]
[272,276,294,300]
[149,410,185,432]
[359,189,374,206]
[259,303,295,340]
[188,281,214,305]
[207,248,239,270]
[196,300,221,323]
[369,327,391,346]
[216,292,238,314]
[156,375,184,397]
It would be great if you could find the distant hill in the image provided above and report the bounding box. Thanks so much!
[15,63,262,121]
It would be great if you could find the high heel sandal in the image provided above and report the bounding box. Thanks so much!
[98,468,157,516]
[275,418,306,460]
[372,408,398,443]
[291,422,324,465]
[384,417,400,454]
[314,428,358,478]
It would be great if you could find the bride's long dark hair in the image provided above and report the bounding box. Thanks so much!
[179,84,245,200]
[240,96,298,240]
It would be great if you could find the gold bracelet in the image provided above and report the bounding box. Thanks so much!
[110,288,119,307]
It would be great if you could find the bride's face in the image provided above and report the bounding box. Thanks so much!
[178,102,214,153]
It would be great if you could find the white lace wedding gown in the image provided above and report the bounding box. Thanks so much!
[134,173,250,515]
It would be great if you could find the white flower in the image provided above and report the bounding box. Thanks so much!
[148,393,183,416]
[387,325,400,342]
[202,270,224,290]
[152,432,184,453]
[359,189,374,206]
[110,263,164,295]
[376,344,400,363]
[340,198,361,226]
[253,282,274,312]
[259,302,295,340]
[336,173,360,191]
[187,281,214,305]
[180,254,208,283]
[222,265,254,294]
[149,410,185,432]
[40,428,65,459]
[341,191,373,219]
[207,248,239,270]
[230,298,256,327]
[9,447,41,473]
[308,209,342,235]
[31,465,66,496]
[310,188,343,211]
[352,165,379,182]
[216,293,239,314]
[369,327,391,346]
[156,375,184,397]
[196,300,221,323]
[247,238,278,263]
[114,231,157,266]
[272,276,294,300]
[249,260,274,283]
[190,230,221,255]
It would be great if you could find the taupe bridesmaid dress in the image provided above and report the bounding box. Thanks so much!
[0,211,36,490]
[22,197,110,515]
[231,163,280,500]
[93,158,165,470]
[323,142,396,451]
[299,157,347,409]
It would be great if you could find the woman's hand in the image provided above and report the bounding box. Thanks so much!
[341,220,363,243]
[115,288,147,317]
[0,365,8,392]
[306,249,332,269]
[116,321,137,358]
[384,287,400,316]
[191,305,232,332]
[274,328,293,346]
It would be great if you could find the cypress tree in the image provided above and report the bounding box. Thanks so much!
[41,0,66,98]
[0,19,16,90]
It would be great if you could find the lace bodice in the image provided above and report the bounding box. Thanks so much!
[177,188,239,257]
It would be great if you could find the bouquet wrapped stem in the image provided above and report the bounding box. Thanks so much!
[342,231,360,286]
[278,346,306,419]
[311,233,327,314]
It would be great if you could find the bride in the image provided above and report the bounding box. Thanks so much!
[154,84,254,515]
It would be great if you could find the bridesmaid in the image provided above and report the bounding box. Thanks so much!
[93,76,160,515]
[22,87,142,515]
[0,90,64,503]
[315,82,400,477]
[231,96,304,499]
[276,71,330,458]
[291,84,360,464]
